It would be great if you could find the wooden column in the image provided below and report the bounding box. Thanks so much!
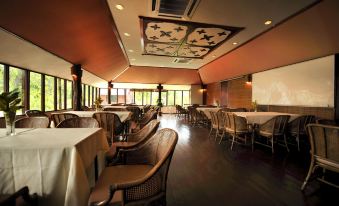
[202,84,207,105]
[108,81,112,104]
[71,64,82,111]
[335,54,339,121]
[157,84,163,103]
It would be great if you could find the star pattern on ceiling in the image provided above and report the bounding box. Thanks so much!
[141,16,243,58]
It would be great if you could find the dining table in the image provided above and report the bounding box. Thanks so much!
[64,111,132,122]
[232,112,300,124]
[0,128,109,206]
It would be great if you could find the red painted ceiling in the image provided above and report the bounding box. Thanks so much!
[114,66,201,85]
[198,0,339,84]
[0,0,128,81]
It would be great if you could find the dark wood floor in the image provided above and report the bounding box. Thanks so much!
[158,114,339,206]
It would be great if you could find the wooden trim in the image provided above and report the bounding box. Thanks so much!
[64,79,67,109]
[54,77,57,111]
[4,64,9,93]
[335,53,339,121]
[24,70,29,112]
[41,74,45,112]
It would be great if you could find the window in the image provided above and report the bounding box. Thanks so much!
[66,81,72,109]
[100,88,109,104]
[126,89,134,104]
[0,64,4,93]
[151,91,159,105]
[167,91,174,105]
[45,75,54,111]
[143,91,151,105]
[29,72,41,110]
[111,89,117,104]
[118,89,125,103]
[134,91,143,105]
[85,85,89,106]
[89,86,92,107]
[57,78,64,110]
[161,91,167,106]
[175,91,183,106]
[183,91,190,106]
[9,66,25,114]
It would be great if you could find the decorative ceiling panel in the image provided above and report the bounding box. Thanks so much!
[141,16,243,59]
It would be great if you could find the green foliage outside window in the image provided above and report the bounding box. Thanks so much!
[167,91,174,106]
[57,78,64,110]
[135,91,143,105]
[45,75,54,111]
[9,67,24,115]
[0,65,4,93]
[29,72,41,110]
[66,81,72,109]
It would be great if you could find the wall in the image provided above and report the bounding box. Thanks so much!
[206,82,221,105]
[190,84,203,105]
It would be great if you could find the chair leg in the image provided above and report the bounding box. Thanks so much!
[219,131,225,144]
[251,133,255,152]
[271,137,274,154]
[284,134,290,152]
[296,136,300,151]
[208,127,213,138]
[301,159,315,191]
[231,135,236,150]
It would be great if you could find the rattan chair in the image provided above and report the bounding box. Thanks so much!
[0,186,38,206]
[106,120,161,163]
[25,110,48,117]
[88,128,178,206]
[126,106,141,122]
[15,117,50,128]
[56,117,99,128]
[208,111,218,139]
[103,107,127,111]
[301,124,339,190]
[253,115,290,153]
[316,119,338,126]
[92,112,125,144]
[287,115,315,151]
[228,113,251,150]
[134,110,157,131]
[51,113,79,127]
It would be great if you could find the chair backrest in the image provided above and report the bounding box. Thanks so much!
[216,110,224,129]
[123,128,178,203]
[222,112,231,130]
[228,108,247,112]
[288,115,315,135]
[128,120,160,144]
[51,113,79,126]
[260,115,290,135]
[0,186,37,206]
[307,124,339,164]
[316,119,338,126]
[15,117,50,128]
[56,117,99,128]
[103,107,127,111]
[143,104,151,114]
[25,110,47,117]
[233,114,248,133]
[92,112,124,142]
[139,111,158,128]
[126,106,141,122]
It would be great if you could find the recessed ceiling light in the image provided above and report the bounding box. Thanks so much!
[130,58,136,61]
[232,42,238,45]
[264,20,272,25]
[124,32,130,37]
[212,55,216,58]
[128,49,134,52]
[115,4,124,10]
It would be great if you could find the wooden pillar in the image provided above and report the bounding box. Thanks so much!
[71,64,82,111]
[157,84,163,104]
[108,81,113,104]
[202,84,207,105]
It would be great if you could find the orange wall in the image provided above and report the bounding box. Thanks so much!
[206,82,221,106]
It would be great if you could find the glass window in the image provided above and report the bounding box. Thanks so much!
[89,86,92,107]
[111,89,117,104]
[66,81,72,109]
[45,75,54,111]
[183,91,190,106]
[161,91,167,106]
[151,91,158,105]
[85,85,89,106]
[29,72,41,110]
[167,91,174,105]
[0,64,4,93]
[100,88,108,105]
[9,66,25,115]
[57,78,64,110]
[143,91,151,105]
[82,84,85,105]
[126,89,134,104]
[134,91,143,105]
[118,89,125,103]
[175,91,183,106]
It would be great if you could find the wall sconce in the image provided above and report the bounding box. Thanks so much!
[108,81,113,89]
[71,64,82,80]
[157,84,163,91]
[246,74,252,85]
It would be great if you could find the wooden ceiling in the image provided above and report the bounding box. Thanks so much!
[0,0,338,85]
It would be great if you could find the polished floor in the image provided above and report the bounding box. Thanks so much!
[158,114,339,206]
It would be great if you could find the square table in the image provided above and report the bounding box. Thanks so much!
[0,128,109,206]
[232,112,300,124]
[64,111,131,122]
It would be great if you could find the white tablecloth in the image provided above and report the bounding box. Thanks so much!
[233,112,300,124]
[64,111,131,122]
[0,128,109,206]
[196,108,221,119]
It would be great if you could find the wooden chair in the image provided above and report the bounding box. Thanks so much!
[125,106,141,122]
[103,107,127,111]
[287,115,315,151]
[0,186,38,206]
[88,128,178,206]
[301,124,339,190]
[253,115,290,153]
[106,120,161,163]
[56,117,99,128]
[134,110,157,131]
[15,117,50,128]
[316,119,338,126]
[25,110,48,117]
[92,112,125,144]
[228,113,251,150]
[51,113,79,127]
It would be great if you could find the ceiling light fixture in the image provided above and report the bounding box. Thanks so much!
[130,58,136,61]
[128,49,134,52]
[232,42,238,45]
[124,32,130,37]
[115,4,124,10]
[212,55,216,58]
[264,20,272,25]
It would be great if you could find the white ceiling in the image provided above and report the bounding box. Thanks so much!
[108,0,318,69]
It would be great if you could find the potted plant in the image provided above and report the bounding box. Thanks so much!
[252,100,258,112]
[0,89,24,136]
[94,97,103,111]
[156,98,163,116]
